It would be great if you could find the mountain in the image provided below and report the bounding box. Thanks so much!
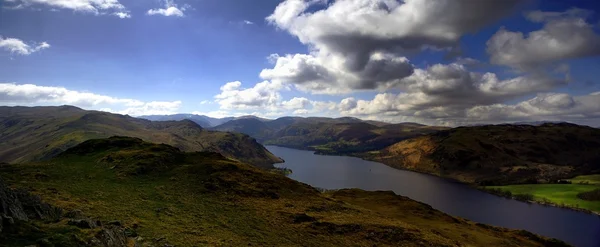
[139,114,271,128]
[0,106,281,168]
[0,137,568,246]
[139,114,234,128]
[212,117,447,155]
[366,123,600,185]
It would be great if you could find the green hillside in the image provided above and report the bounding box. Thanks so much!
[0,137,568,247]
[0,106,282,168]
[367,123,600,185]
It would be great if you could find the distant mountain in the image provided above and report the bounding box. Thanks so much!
[0,106,281,168]
[366,123,600,185]
[139,114,271,128]
[139,114,233,128]
[211,116,447,154]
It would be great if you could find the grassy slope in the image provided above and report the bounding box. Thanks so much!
[367,123,600,185]
[0,106,281,168]
[0,137,567,247]
[485,175,600,213]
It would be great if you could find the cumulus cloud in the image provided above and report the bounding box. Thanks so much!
[211,80,341,117]
[0,83,181,116]
[147,0,187,17]
[0,37,50,55]
[262,0,521,94]
[466,92,600,124]
[487,8,600,70]
[281,97,311,109]
[4,0,129,16]
[243,20,254,25]
[337,62,570,122]
[214,81,287,110]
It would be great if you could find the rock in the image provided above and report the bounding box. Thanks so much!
[65,209,84,219]
[108,220,122,226]
[90,226,129,247]
[0,177,62,232]
[68,218,98,229]
[292,213,316,223]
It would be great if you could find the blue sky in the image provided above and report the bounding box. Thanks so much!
[1,0,600,126]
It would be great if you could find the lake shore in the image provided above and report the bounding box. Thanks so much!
[266,143,600,217]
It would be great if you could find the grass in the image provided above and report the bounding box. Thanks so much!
[0,137,568,246]
[485,176,600,214]
[568,174,600,185]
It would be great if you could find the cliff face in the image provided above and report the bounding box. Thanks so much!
[369,123,600,185]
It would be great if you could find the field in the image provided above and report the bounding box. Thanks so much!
[568,174,600,185]
[486,175,600,214]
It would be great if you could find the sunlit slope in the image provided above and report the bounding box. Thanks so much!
[369,123,600,185]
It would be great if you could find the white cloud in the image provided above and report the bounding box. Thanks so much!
[262,0,521,94]
[243,20,254,25]
[466,92,600,124]
[147,0,187,17]
[0,83,181,116]
[113,11,131,18]
[336,62,570,123]
[487,8,600,70]
[0,37,50,55]
[5,0,129,16]
[214,80,287,111]
[281,97,311,109]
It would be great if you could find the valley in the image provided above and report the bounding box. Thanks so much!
[154,113,600,216]
[0,137,569,246]
[2,107,600,246]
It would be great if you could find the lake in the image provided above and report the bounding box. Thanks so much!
[267,145,600,247]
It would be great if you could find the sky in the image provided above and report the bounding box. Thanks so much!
[1,0,600,126]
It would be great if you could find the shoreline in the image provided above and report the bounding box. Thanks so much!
[266,143,600,217]
[480,187,600,217]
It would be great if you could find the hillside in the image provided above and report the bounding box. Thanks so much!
[0,106,281,168]
[0,137,568,247]
[366,123,600,185]
[212,117,447,154]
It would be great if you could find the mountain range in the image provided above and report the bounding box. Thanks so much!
[139,114,270,128]
[0,106,281,168]
[144,113,600,187]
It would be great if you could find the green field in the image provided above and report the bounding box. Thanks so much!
[486,175,600,214]
[568,174,600,185]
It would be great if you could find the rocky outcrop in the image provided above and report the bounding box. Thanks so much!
[0,177,148,247]
[0,177,62,233]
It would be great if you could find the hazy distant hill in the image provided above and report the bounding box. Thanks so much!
[367,123,600,185]
[139,114,271,128]
[139,114,233,128]
[212,117,447,154]
[0,106,281,167]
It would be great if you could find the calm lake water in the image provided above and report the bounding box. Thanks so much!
[267,145,600,247]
